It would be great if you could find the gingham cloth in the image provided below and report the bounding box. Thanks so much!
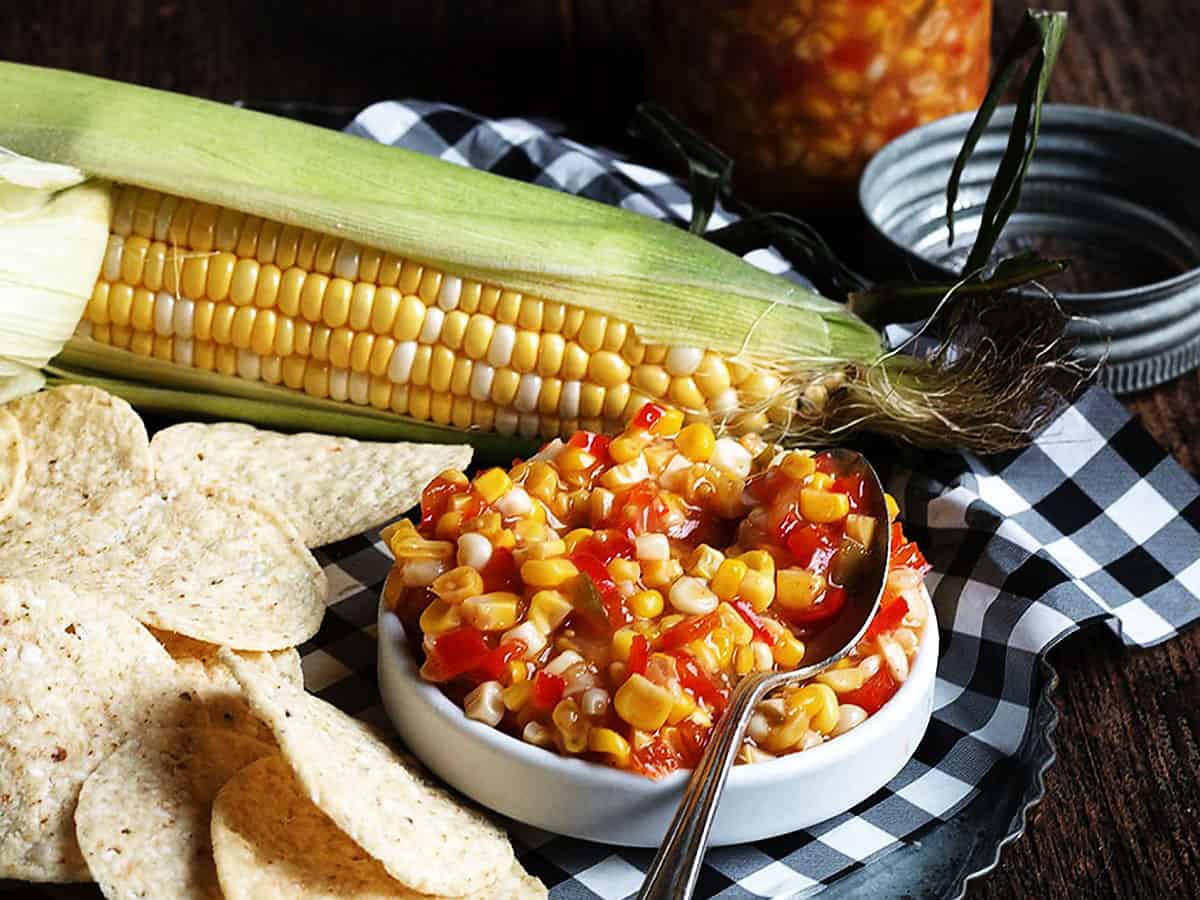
[332,103,1200,897]
[8,102,1199,900]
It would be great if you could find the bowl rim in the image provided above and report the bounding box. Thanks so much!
[378,587,938,793]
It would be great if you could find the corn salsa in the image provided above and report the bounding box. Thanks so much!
[649,0,992,203]
[384,403,930,778]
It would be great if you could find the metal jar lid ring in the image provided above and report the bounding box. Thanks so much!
[860,104,1200,395]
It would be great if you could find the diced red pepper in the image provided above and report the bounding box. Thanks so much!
[891,523,931,574]
[865,597,909,641]
[841,666,900,715]
[785,522,839,571]
[627,634,649,676]
[531,670,565,709]
[574,529,635,565]
[784,585,846,627]
[426,627,490,681]
[571,551,615,587]
[774,509,801,546]
[567,430,612,464]
[476,640,527,681]
[731,600,776,646]
[630,737,682,779]
[570,552,631,629]
[747,468,782,504]
[762,473,812,546]
[465,496,486,526]
[814,453,838,475]
[418,474,469,531]
[602,529,638,562]
[479,546,520,592]
[832,473,866,513]
[610,482,670,537]
[675,718,713,770]
[674,654,728,712]
[658,611,719,651]
[599,592,633,631]
[630,402,666,431]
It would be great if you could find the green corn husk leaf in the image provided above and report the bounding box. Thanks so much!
[628,103,734,236]
[0,62,879,366]
[948,10,1069,274]
[850,252,1070,324]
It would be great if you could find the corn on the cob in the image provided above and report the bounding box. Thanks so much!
[77,185,795,440]
[0,62,1070,453]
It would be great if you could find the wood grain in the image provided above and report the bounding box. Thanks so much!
[975,5,1200,898]
[2,2,1198,898]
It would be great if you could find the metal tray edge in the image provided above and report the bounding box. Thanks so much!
[952,656,1061,900]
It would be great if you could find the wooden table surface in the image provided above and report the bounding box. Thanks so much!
[4,2,1198,897]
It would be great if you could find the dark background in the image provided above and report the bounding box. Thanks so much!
[4,2,1199,897]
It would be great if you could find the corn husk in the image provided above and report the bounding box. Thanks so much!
[0,146,110,391]
[0,63,1078,453]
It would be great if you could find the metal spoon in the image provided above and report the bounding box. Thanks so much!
[637,448,892,900]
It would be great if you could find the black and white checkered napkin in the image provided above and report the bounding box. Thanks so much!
[302,102,1200,899]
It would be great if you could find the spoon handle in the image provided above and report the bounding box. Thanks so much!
[637,673,774,900]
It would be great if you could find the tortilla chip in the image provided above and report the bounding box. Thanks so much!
[149,627,303,687]
[151,422,472,547]
[0,580,201,881]
[1,385,153,529]
[211,755,546,900]
[219,650,515,897]
[0,408,24,521]
[0,485,326,650]
[74,728,274,900]
[149,627,302,741]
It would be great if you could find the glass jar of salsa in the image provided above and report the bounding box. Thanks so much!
[647,0,992,206]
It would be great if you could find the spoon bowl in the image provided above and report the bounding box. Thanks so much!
[789,448,893,667]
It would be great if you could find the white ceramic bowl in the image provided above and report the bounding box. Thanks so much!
[378,597,937,847]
